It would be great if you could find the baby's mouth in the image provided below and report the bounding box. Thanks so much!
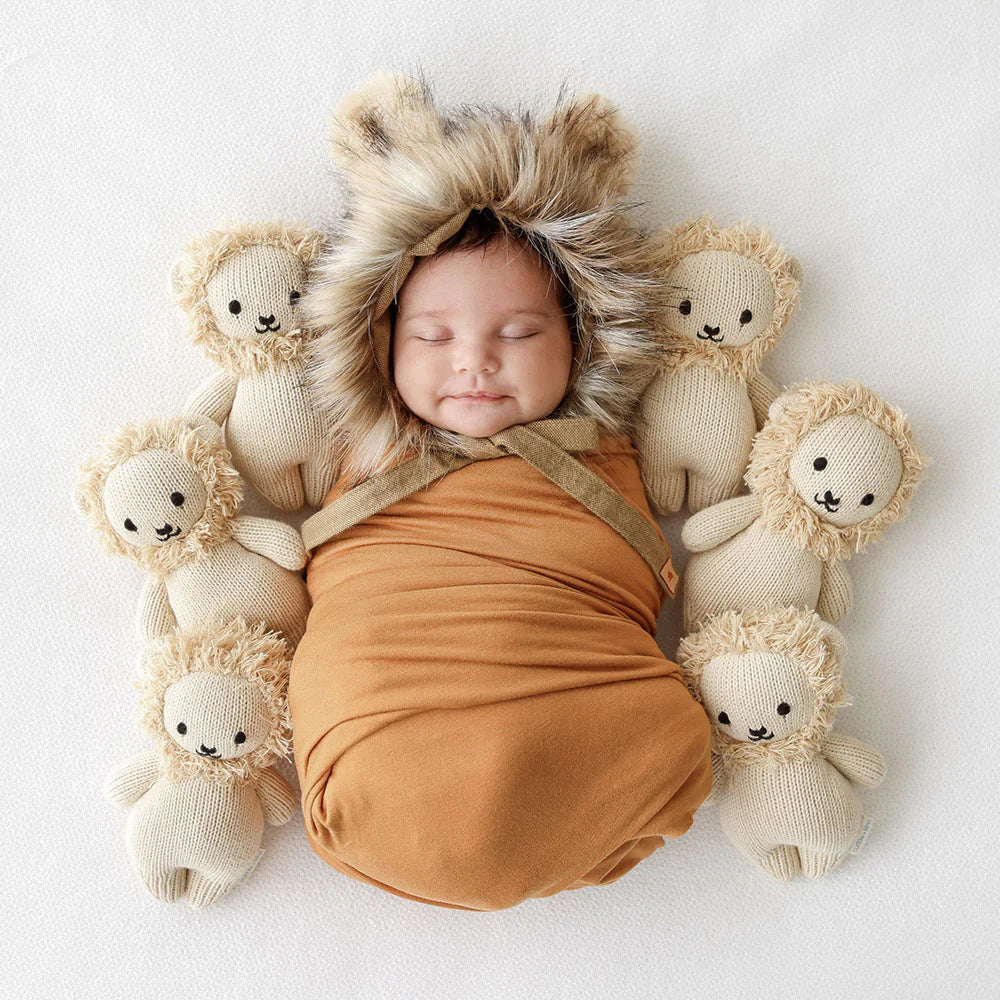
[697,325,723,342]
[255,322,281,333]
[155,524,181,542]
[196,746,221,758]
[748,727,774,742]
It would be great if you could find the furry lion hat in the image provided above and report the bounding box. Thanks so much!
[302,71,669,486]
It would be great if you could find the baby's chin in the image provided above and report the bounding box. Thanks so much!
[431,395,530,438]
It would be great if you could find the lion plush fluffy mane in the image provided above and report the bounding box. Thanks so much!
[746,379,929,562]
[73,417,242,575]
[136,619,293,785]
[301,71,671,488]
[171,219,326,373]
[656,215,802,381]
[676,607,850,769]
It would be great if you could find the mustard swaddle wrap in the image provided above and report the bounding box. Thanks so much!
[291,428,712,910]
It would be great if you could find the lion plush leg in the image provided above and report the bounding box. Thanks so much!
[143,865,188,903]
[241,455,305,511]
[758,845,801,881]
[686,470,739,514]
[300,459,338,509]
[798,848,842,879]
[186,870,237,909]
[642,467,685,514]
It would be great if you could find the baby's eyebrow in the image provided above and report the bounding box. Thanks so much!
[401,308,557,321]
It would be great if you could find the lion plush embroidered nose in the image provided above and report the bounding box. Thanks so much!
[287,72,713,911]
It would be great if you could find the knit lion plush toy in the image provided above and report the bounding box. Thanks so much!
[104,619,296,908]
[680,379,928,632]
[172,220,338,510]
[73,416,310,646]
[634,217,802,514]
[676,606,885,880]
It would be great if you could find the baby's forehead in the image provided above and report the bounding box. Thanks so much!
[398,241,569,315]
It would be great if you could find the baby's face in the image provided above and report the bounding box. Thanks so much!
[391,237,574,437]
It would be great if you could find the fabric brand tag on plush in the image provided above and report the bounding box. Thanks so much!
[850,816,874,855]
[236,849,266,886]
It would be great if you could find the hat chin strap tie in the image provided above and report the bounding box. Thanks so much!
[300,414,677,597]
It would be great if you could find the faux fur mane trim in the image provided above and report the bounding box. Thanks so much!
[676,607,850,770]
[171,219,325,374]
[72,417,242,575]
[302,71,669,488]
[136,619,292,786]
[746,379,929,562]
[655,216,802,382]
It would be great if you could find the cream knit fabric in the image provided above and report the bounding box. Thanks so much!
[634,219,801,514]
[74,417,310,647]
[676,608,885,881]
[174,221,338,510]
[679,380,928,632]
[104,622,296,909]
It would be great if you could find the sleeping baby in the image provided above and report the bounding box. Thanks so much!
[288,72,713,911]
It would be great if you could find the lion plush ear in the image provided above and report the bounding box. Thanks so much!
[327,70,444,168]
[537,89,640,202]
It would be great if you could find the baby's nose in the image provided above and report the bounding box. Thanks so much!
[453,345,497,373]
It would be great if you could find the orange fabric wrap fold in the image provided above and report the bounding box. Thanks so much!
[289,434,713,911]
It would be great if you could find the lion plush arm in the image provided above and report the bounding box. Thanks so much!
[817,560,853,623]
[681,494,762,552]
[104,750,160,806]
[821,732,886,788]
[136,576,177,640]
[256,766,297,826]
[747,372,780,429]
[231,516,308,571]
[183,371,239,427]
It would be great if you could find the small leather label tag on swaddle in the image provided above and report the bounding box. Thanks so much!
[850,816,874,855]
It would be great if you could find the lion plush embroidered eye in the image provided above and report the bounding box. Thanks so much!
[788,413,903,528]
[666,250,775,348]
[162,672,271,759]
[103,450,208,548]
[205,244,307,341]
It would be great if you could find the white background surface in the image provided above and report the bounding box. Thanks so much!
[4,2,997,998]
